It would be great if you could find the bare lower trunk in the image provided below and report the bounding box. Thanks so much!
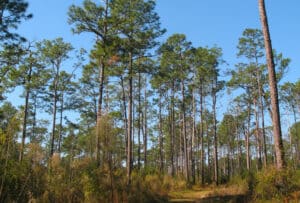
[199,83,205,185]
[96,58,105,165]
[191,89,196,184]
[212,93,218,185]
[254,100,262,170]
[137,72,141,170]
[143,81,148,168]
[159,90,164,172]
[120,76,128,161]
[181,80,189,182]
[258,0,285,169]
[50,89,58,157]
[19,89,30,162]
[58,94,64,153]
[127,52,133,185]
[170,84,175,176]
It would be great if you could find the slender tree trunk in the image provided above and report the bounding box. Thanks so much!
[258,0,285,169]
[127,52,133,185]
[143,79,148,168]
[191,88,196,184]
[19,64,33,162]
[32,93,37,142]
[199,83,205,185]
[171,84,175,176]
[137,72,141,170]
[96,57,105,165]
[120,75,128,161]
[236,122,242,173]
[246,102,251,170]
[159,89,164,173]
[50,80,58,157]
[258,85,268,168]
[181,79,189,182]
[206,122,211,183]
[95,0,109,165]
[58,93,64,153]
[292,107,299,167]
[19,88,30,162]
[212,91,218,185]
[254,99,262,170]
[255,59,268,167]
[260,94,267,168]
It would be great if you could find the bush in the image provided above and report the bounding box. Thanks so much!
[254,166,300,200]
[126,172,168,203]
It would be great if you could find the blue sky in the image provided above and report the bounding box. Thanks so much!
[19,0,300,83]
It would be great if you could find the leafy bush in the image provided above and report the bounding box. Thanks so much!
[254,167,300,200]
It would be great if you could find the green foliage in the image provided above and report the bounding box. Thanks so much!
[0,0,32,43]
[254,167,300,200]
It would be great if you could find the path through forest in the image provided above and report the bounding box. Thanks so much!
[168,185,249,203]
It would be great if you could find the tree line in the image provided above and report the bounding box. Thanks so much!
[0,0,298,202]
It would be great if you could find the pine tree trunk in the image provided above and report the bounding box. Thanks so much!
[19,64,32,162]
[137,72,141,170]
[143,80,148,168]
[170,83,175,176]
[258,0,285,169]
[120,75,128,162]
[19,88,30,162]
[246,101,251,170]
[96,57,105,165]
[181,79,189,182]
[254,99,262,170]
[50,80,58,157]
[212,91,218,185]
[191,89,196,184]
[58,93,64,153]
[159,89,164,172]
[127,52,133,185]
[199,83,205,185]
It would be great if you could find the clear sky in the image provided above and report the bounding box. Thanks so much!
[18,0,300,84]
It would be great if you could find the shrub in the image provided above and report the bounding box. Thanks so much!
[254,166,300,200]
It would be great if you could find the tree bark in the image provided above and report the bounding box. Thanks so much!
[50,73,59,157]
[212,90,218,185]
[137,72,141,170]
[258,0,285,169]
[19,61,33,162]
[143,80,148,168]
[181,78,189,182]
[127,52,133,185]
[199,82,205,185]
[170,83,175,176]
[159,89,164,173]
[191,88,196,184]
[19,85,30,162]
[58,93,64,153]
[96,57,105,165]
[120,75,128,162]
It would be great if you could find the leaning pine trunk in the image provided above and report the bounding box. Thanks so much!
[258,0,285,169]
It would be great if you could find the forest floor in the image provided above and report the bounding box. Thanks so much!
[168,184,249,203]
